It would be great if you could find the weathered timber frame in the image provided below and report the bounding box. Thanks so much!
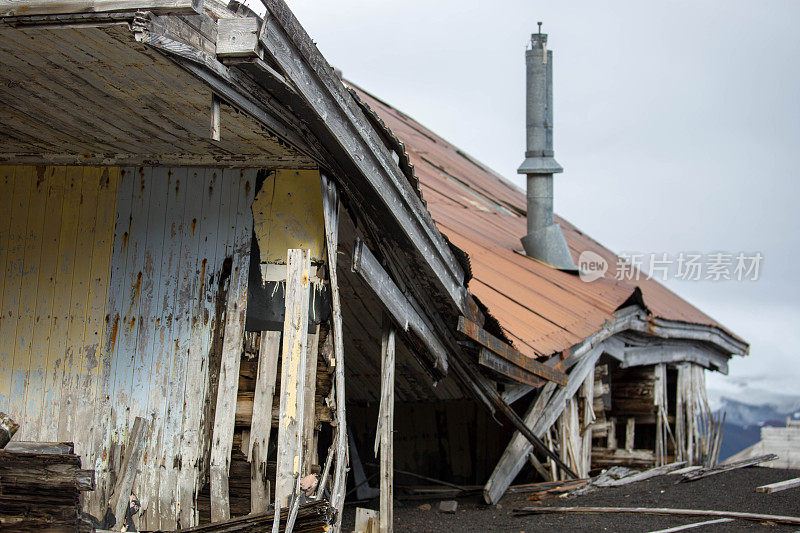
[483,305,746,504]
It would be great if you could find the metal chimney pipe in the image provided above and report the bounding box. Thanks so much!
[518,28,576,270]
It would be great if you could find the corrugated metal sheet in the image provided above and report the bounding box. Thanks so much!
[347,84,745,358]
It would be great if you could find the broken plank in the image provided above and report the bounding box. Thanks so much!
[458,316,566,386]
[274,248,311,509]
[603,461,687,487]
[321,174,347,533]
[646,519,735,533]
[378,319,396,533]
[352,238,448,374]
[109,417,148,527]
[680,454,777,483]
[755,477,800,494]
[478,348,545,388]
[512,506,800,526]
[249,330,281,514]
[3,441,74,455]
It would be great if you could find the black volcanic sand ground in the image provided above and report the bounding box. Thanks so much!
[342,467,800,532]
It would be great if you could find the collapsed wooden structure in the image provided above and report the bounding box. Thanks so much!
[0,0,748,530]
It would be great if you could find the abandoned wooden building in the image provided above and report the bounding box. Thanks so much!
[0,0,748,530]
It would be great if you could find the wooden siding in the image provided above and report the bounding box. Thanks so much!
[0,165,256,528]
[97,167,256,529]
[0,165,119,449]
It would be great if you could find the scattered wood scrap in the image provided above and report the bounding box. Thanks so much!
[526,479,588,501]
[0,411,19,448]
[680,454,777,483]
[601,461,687,487]
[755,477,800,494]
[163,499,334,532]
[511,506,800,526]
[0,447,95,532]
[646,518,734,532]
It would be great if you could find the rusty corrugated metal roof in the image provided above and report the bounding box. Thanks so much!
[347,83,746,358]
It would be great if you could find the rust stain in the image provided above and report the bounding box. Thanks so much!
[131,271,142,306]
[191,218,197,235]
[109,314,120,348]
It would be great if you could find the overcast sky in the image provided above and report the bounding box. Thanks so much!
[278,0,800,401]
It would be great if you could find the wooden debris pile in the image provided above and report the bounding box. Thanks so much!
[169,499,334,532]
[0,441,95,532]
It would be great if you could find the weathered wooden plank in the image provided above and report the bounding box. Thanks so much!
[755,477,800,494]
[0,167,14,324]
[76,167,119,489]
[178,167,229,528]
[352,238,448,374]
[274,249,311,510]
[321,174,347,533]
[646,518,735,532]
[104,166,152,448]
[478,348,545,389]
[458,316,566,386]
[217,17,260,58]
[127,167,169,528]
[681,454,777,483]
[378,321,395,533]
[110,416,148,528]
[19,167,62,441]
[91,166,136,516]
[249,330,281,514]
[3,441,72,454]
[7,166,47,433]
[0,0,203,17]
[153,167,210,530]
[0,167,29,415]
[302,328,320,474]
[209,169,256,522]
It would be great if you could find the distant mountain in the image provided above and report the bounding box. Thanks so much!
[714,395,800,461]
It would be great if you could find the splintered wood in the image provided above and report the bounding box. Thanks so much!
[274,249,311,509]
[0,448,95,531]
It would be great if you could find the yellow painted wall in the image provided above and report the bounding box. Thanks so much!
[252,169,325,269]
[0,165,119,443]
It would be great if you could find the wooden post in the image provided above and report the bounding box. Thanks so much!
[625,418,635,452]
[321,174,347,532]
[302,327,320,474]
[274,249,311,510]
[376,319,396,533]
[607,417,617,450]
[249,331,281,514]
[580,367,595,477]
